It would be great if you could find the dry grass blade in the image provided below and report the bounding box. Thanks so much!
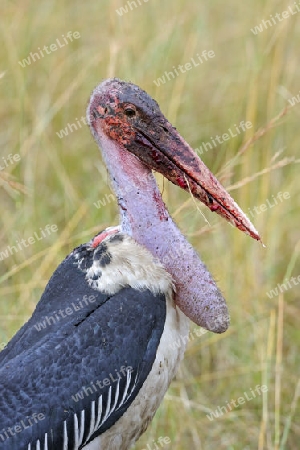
[0,171,29,195]
[227,157,298,192]
[218,106,291,178]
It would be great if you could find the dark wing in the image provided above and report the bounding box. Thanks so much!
[0,251,166,450]
[0,249,110,366]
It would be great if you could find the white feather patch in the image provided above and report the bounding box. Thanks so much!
[82,233,174,298]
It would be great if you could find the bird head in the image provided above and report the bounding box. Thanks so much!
[87,78,260,242]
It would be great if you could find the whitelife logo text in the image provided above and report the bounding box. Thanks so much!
[0,224,58,261]
[206,385,268,421]
[18,31,81,68]
[0,153,21,171]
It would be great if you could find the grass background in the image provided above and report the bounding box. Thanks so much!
[0,0,299,448]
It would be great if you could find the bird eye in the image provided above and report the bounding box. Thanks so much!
[124,106,136,117]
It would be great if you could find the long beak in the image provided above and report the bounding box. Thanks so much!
[125,118,261,242]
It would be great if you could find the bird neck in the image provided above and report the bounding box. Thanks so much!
[95,133,229,332]
[96,134,170,237]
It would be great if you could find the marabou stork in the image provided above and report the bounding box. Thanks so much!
[0,79,260,450]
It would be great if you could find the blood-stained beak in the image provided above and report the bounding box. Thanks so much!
[125,118,260,242]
